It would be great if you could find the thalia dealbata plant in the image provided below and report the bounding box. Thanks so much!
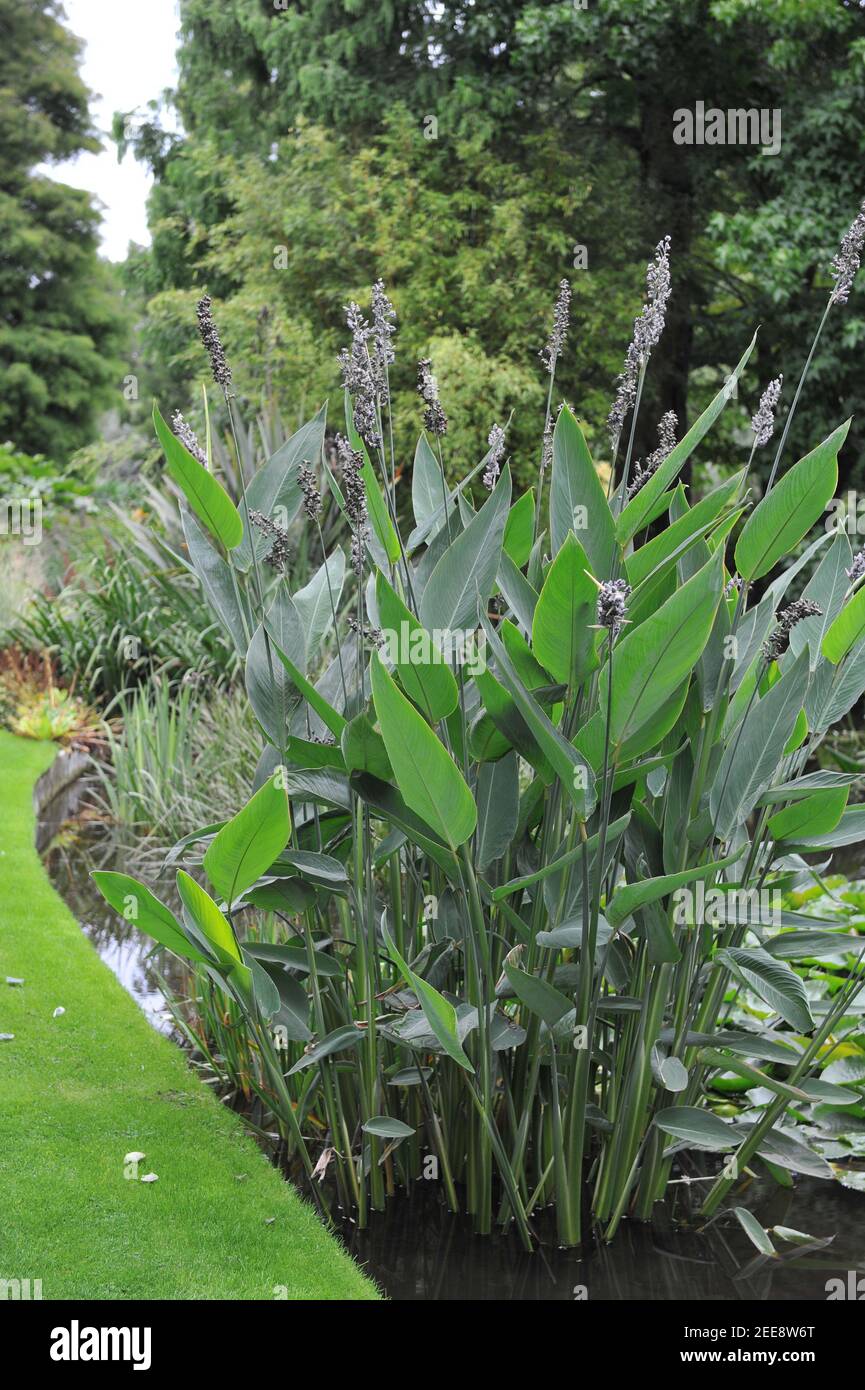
[95,215,865,1249]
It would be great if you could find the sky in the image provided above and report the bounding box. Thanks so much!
[40,0,182,262]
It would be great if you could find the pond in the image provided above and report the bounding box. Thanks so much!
[37,764,865,1301]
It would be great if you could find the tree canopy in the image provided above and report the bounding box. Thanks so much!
[0,0,126,461]
[122,0,865,487]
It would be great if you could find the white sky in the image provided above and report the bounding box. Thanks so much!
[39,0,182,261]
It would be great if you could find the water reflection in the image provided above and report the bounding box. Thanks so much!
[340,1178,865,1300]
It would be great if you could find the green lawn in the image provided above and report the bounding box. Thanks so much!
[0,732,379,1300]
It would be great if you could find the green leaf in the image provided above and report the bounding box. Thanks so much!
[716,946,814,1032]
[340,711,393,781]
[287,1023,363,1074]
[532,532,598,687]
[245,591,306,748]
[767,786,849,843]
[654,1106,736,1151]
[602,550,722,753]
[153,403,243,550]
[550,405,616,575]
[475,753,519,870]
[504,963,573,1029]
[382,925,474,1071]
[617,333,756,543]
[91,871,208,964]
[412,433,454,537]
[606,852,743,928]
[370,653,476,849]
[823,580,865,664]
[267,622,347,740]
[376,571,459,722]
[731,1207,777,1258]
[480,613,596,817]
[235,405,326,570]
[735,421,849,581]
[780,803,865,850]
[710,647,811,840]
[420,465,511,632]
[362,1116,416,1139]
[181,510,251,655]
[176,869,242,966]
[293,551,346,662]
[203,771,291,905]
[503,489,535,568]
[626,469,746,590]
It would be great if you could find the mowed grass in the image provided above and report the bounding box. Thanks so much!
[0,733,379,1300]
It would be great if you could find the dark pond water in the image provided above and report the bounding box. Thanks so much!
[37,769,865,1301]
[339,1176,865,1301]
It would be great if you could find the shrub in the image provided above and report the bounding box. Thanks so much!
[95,242,865,1248]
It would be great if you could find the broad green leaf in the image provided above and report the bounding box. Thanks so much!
[480,614,596,818]
[383,925,473,1072]
[654,1106,736,1151]
[735,421,849,580]
[788,531,851,668]
[606,852,743,928]
[267,624,347,740]
[780,802,865,850]
[550,405,616,574]
[376,571,459,722]
[235,405,326,570]
[504,963,572,1029]
[245,591,305,748]
[757,770,860,804]
[341,712,393,781]
[716,946,814,1032]
[497,550,539,633]
[362,1116,416,1139]
[710,647,811,840]
[420,465,511,632]
[767,786,849,843]
[731,1208,777,1257]
[370,654,476,849]
[288,1023,363,1074]
[181,510,251,655]
[626,468,745,590]
[602,550,722,753]
[350,772,461,879]
[823,578,865,664]
[532,532,598,687]
[204,772,291,905]
[153,403,243,550]
[91,871,208,964]
[617,333,756,543]
[412,432,453,536]
[475,753,519,870]
[293,550,346,662]
[503,489,535,569]
[176,869,242,966]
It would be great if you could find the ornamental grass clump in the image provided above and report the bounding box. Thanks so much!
[96,225,865,1248]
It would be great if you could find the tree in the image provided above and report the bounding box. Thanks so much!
[123,0,865,488]
[0,0,126,460]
